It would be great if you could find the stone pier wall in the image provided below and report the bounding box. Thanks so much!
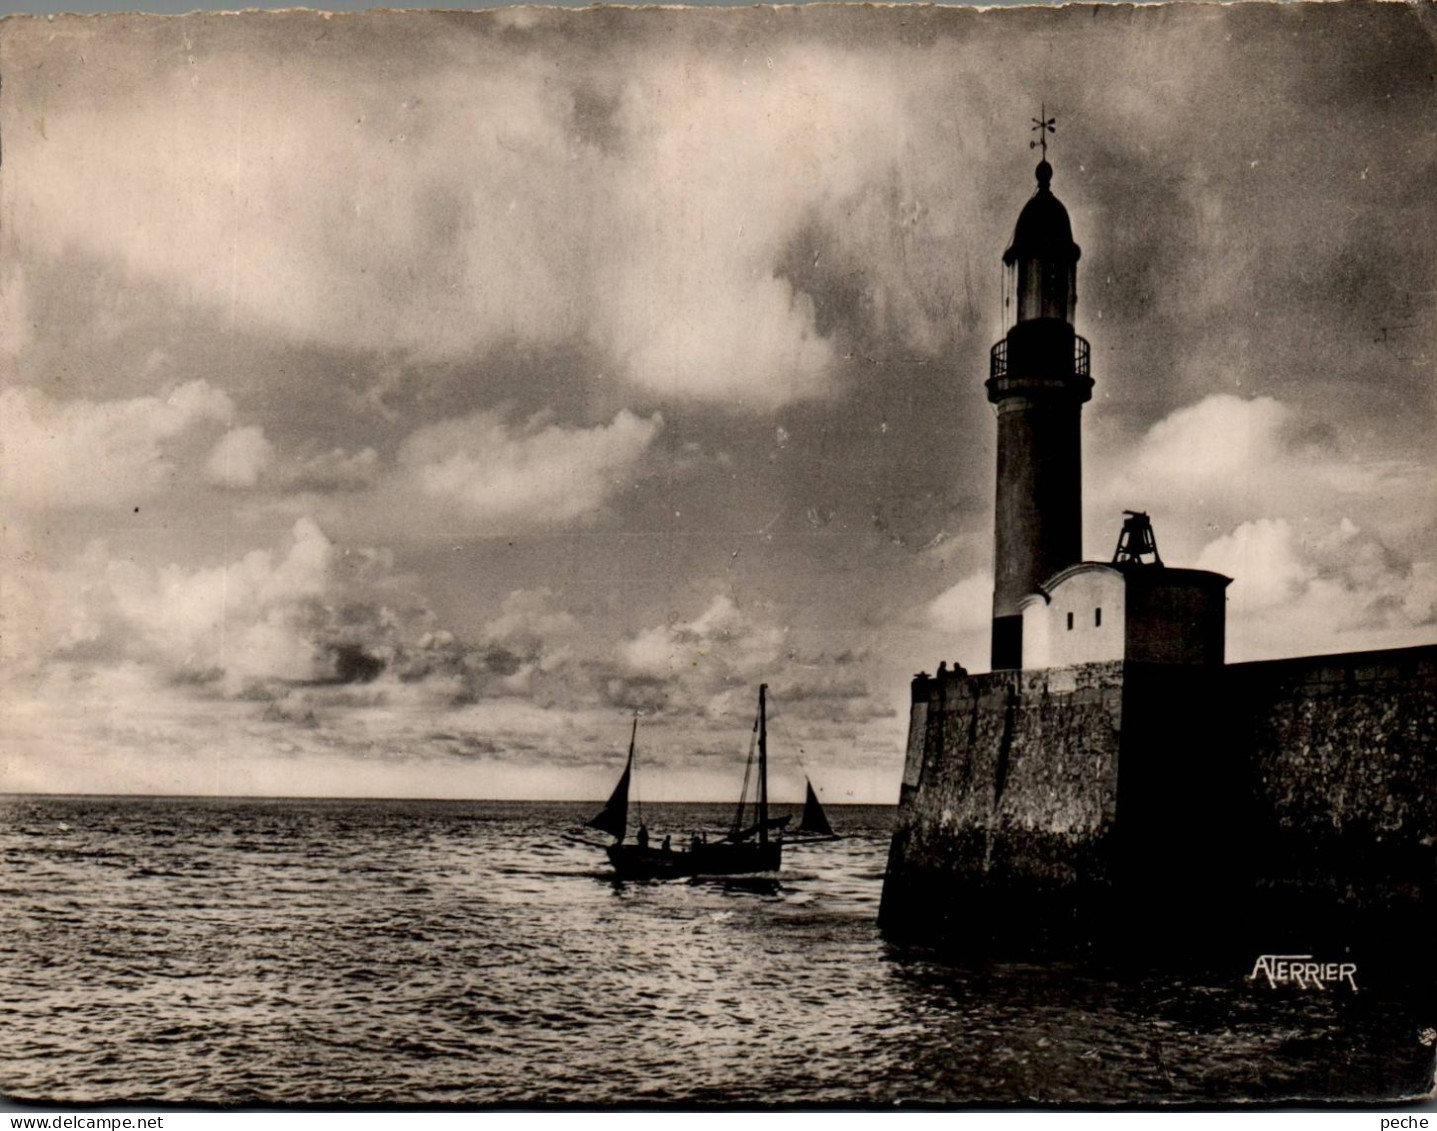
[880,645,1436,965]
[1226,645,1436,951]
[881,661,1124,951]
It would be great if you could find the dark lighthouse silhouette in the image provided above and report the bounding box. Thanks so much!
[987,112,1091,670]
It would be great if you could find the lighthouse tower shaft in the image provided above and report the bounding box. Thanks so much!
[988,159,1092,670]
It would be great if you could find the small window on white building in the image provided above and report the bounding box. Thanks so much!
[1095,607,1102,627]
[1066,611,1074,631]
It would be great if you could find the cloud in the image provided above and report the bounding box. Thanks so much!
[1090,394,1434,564]
[1196,517,1437,661]
[3,6,1432,804]
[393,408,662,527]
[4,41,579,361]
[0,22,973,411]
[0,659,636,800]
[392,587,584,702]
[5,545,905,799]
[612,592,892,723]
[927,570,994,635]
[279,446,380,493]
[1090,395,1293,546]
[603,274,834,409]
[209,438,381,494]
[767,669,895,724]
[622,594,782,681]
[0,380,232,508]
[1110,394,1292,492]
[205,425,274,488]
[3,27,850,409]
[40,517,333,689]
[585,46,915,406]
[1193,518,1309,613]
[243,408,663,540]
[606,594,786,716]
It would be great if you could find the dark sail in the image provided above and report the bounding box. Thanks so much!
[587,719,636,841]
[799,780,834,836]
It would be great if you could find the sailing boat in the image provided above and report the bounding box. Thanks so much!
[787,778,840,843]
[587,684,785,880]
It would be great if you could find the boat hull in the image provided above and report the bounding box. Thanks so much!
[605,840,782,880]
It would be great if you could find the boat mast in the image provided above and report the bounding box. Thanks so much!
[758,683,769,848]
[629,715,640,832]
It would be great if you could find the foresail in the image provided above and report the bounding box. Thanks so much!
[586,759,630,840]
[799,780,835,836]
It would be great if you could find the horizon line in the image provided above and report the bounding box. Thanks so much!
[0,790,896,807]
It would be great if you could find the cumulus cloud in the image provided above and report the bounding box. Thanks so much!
[40,517,332,689]
[1196,517,1437,661]
[1105,395,1293,496]
[1089,395,1294,549]
[11,521,586,703]
[243,408,664,540]
[393,408,662,527]
[210,441,381,495]
[0,380,232,508]
[621,595,782,686]
[1194,518,1310,613]
[610,592,890,723]
[1090,394,1434,565]
[205,425,274,488]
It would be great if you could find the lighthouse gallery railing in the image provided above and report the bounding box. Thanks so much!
[989,334,1090,382]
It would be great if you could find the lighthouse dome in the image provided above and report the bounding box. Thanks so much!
[1004,161,1080,265]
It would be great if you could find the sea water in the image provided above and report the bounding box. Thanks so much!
[0,796,1429,1105]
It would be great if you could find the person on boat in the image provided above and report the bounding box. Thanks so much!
[636,824,650,849]
[661,835,672,853]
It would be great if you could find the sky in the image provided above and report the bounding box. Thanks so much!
[0,3,1433,803]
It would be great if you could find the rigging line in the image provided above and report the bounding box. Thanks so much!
[730,714,759,838]
[768,706,818,792]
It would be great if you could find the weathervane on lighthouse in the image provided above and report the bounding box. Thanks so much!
[1030,104,1056,159]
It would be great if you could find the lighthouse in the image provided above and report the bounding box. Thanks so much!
[987,138,1092,670]
[883,113,1427,974]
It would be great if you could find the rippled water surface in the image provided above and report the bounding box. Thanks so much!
[1,797,1430,1105]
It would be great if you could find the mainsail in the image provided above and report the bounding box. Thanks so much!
[587,718,636,841]
[798,780,834,837]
